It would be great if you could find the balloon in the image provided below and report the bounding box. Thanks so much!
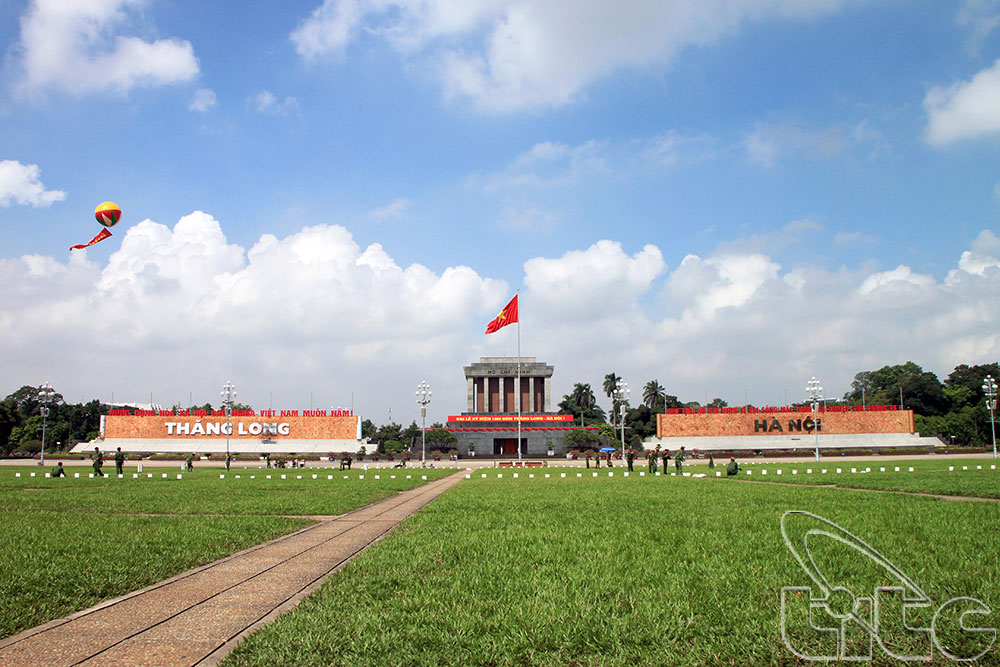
[94,201,121,228]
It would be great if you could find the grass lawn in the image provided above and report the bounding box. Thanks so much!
[223,469,1000,666]
[0,465,452,638]
[725,457,1000,499]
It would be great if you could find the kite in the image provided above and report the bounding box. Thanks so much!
[71,202,121,250]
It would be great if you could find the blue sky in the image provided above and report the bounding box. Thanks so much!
[2,0,999,424]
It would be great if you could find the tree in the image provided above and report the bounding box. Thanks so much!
[558,383,606,424]
[603,372,621,427]
[564,428,600,452]
[707,397,728,409]
[424,429,457,451]
[642,380,665,411]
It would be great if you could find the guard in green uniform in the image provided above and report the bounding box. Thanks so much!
[708,452,715,469]
[726,458,741,476]
[626,449,634,471]
[115,447,125,475]
[648,448,658,474]
[186,453,194,472]
[51,461,66,477]
[225,454,232,471]
[675,446,686,473]
[92,447,104,477]
[662,449,670,471]
[265,453,271,469]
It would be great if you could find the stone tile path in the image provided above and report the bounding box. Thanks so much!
[0,472,465,666]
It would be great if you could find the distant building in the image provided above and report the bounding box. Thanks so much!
[446,357,597,457]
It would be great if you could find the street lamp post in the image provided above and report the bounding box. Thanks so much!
[806,377,823,463]
[983,375,997,459]
[38,382,55,466]
[614,379,630,465]
[220,381,237,465]
[416,381,432,467]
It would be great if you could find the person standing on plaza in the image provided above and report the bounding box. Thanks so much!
[626,448,634,471]
[114,447,125,476]
[92,447,104,477]
[675,446,686,473]
[186,453,194,472]
[225,454,232,471]
[648,447,658,474]
[708,451,715,469]
[661,449,670,472]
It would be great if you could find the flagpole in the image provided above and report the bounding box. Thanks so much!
[517,294,522,462]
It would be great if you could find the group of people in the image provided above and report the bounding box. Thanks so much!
[583,446,743,477]
[50,447,125,478]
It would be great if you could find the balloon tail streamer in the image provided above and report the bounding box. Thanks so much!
[70,228,112,250]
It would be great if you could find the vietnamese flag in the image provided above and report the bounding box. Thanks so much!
[485,295,518,334]
[70,228,112,251]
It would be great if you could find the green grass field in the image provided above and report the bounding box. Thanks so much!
[0,465,453,638]
[223,468,1000,666]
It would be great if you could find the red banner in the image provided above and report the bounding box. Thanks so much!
[70,228,112,250]
[449,414,573,423]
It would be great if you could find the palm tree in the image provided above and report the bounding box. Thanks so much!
[603,372,620,427]
[643,380,666,412]
[571,383,596,426]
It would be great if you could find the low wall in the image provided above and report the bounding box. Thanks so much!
[657,409,913,438]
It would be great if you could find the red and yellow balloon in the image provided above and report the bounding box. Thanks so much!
[94,201,122,228]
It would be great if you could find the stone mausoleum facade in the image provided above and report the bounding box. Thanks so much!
[446,357,596,457]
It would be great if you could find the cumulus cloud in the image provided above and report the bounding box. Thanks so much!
[291,0,857,112]
[253,90,300,116]
[0,160,66,207]
[189,88,217,112]
[13,0,199,96]
[957,0,1000,55]
[3,213,997,420]
[924,59,1000,146]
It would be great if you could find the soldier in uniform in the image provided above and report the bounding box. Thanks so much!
[675,446,686,473]
[186,453,194,472]
[115,447,125,475]
[92,447,104,477]
[708,451,715,469]
[51,461,66,477]
[225,454,232,471]
[625,448,634,471]
[648,447,658,474]
[726,458,741,476]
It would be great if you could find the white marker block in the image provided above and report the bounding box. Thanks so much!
[465,474,471,479]
[391,475,396,479]
[608,472,613,477]
[497,474,503,478]
[716,471,721,477]
[296,475,302,479]
[133,474,138,478]
[76,473,81,478]
[836,468,842,474]
[313,474,319,479]
[481,473,487,478]
[529,474,534,478]
[894,467,900,472]
[359,475,364,479]
[513,473,519,478]
[949,466,955,471]
[422,475,427,480]
[118,474,123,479]
[14,473,19,478]
[545,473,550,478]
[162,473,168,478]
[851,468,856,473]
[639,471,645,476]
[777,470,782,475]
[977,466,982,470]
[761,470,767,475]
[593,472,598,477]
[908,467,914,472]
[992,465,996,470]
[746,470,751,475]
[821,469,826,474]
[963,466,968,471]
[30,472,35,477]
[880,467,886,472]
[792,470,798,475]
[281,474,286,479]
[88,473,94,478]
[44,473,50,478]
[624,472,629,477]
[266,475,271,479]
[683,472,691,477]
[806,469,812,474]
[177,474,182,479]
[220,474,225,479]
[235,475,241,479]
[575,473,580,477]
[655,471,661,476]
[865,468,871,473]
[147,473,153,478]
[671,473,676,477]
[406,475,412,479]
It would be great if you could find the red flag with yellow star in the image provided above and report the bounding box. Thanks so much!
[485,295,518,334]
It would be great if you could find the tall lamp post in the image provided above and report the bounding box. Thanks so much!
[614,379,630,464]
[416,381,431,467]
[220,381,237,463]
[806,377,823,463]
[38,382,55,466]
[983,375,997,459]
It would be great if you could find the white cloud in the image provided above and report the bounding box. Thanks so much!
[957,0,1000,55]
[13,0,199,96]
[253,90,300,116]
[744,120,883,167]
[3,214,997,421]
[924,59,1000,146]
[468,140,607,192]
[0,160,66,207]
[291,0,857,112]
[189,88,217,112]
[368,197,410,220]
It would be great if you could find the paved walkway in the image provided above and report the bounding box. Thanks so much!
[0,472,466,667]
